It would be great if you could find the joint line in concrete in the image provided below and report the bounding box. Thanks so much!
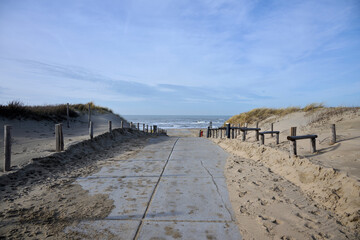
[200,160,234,222]
[133,137,180,240]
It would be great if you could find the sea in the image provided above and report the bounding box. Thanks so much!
[123,115,231,129]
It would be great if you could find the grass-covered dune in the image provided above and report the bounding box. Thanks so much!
[226,103,359,125]
[0,101,116,121]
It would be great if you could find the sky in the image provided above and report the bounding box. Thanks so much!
[0,0,359,115]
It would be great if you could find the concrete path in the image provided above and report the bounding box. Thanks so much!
[66,136,242,240]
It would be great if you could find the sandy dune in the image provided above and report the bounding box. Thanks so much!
[211,109,360,239]
[0,112,129,171]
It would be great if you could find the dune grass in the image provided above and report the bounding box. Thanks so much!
[72,102,114,114]
[0,101,114,121]
[226,103,325,125]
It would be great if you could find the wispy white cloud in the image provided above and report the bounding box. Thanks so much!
[0,0,359,114]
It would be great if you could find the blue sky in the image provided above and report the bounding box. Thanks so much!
[0,0,359,115]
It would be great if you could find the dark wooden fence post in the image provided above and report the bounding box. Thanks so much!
[226,123,230,139]
[271,123,274,137]
[206,127,210,138]
[146,125,149,133]
[260,134,264,145]
[60,124,64,150]
[109,121,112,133]
[143,124,145,132]
[88,103,91,128]
[89,121,93,139]
[291,127,297,136]
[242,130,246,142]
[67,103,70,128]
[290,140,297,156]
[4,125,11,171]
[311,138,316,153]
[276,132,279,144]
[330,124,336,144]
[55,124,61,152]
[137,123,140,130]
[256,122,259,141]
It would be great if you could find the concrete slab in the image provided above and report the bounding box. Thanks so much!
[68,136,242,239]
[91,160,165,177]
[163,160,224,178]
[130,149,172,161]
[65,220,140,239]
[75,177,157,219]
[138,221,242,240]
[145,177,234,221]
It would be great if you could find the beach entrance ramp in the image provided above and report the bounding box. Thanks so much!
[65,136,242,239]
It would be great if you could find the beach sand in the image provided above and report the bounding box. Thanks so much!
[0,112,129,171]
[0,126,161,238]
[1,109,359,239]
[211,109,360,239]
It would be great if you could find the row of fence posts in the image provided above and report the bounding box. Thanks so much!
[2,103,167,172]
[205,122,337,156]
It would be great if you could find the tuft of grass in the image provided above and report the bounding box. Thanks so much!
[226,106,301,125]
[226,103,359,125]
[0,101,115,121]
[71,102,113,114]
[303,103,324,112]
[0,101,79,121]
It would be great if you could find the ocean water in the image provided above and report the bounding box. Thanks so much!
[123,115,231,129]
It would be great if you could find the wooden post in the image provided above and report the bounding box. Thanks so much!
[55,124,61,152]
[143,124,145,132]
[256,122,259,141]
[290,140,297,156]
[109,121,112,133]
[290,127,297,136]
[311,138,316,153]
[206,127,210,138]
[130,122,133,129]
[276,132,279,144]
[220,129,223,138]
[146,125,149,133]
[150,126,153,133]
[245,123,248,136]
[242,130,246,142]
[260,134,264,145]
[60,123,64,151]
[137,123,140,130]
[330,124,336,144]
[88,103,91,128]
[226,123,230,139]
[232,128,235,139]
[89,121,93,139]
[66,103,70,128]
[4,125,11,171]
[121,121,124,129]
[271,123,274,137]
[238,124,241,135]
